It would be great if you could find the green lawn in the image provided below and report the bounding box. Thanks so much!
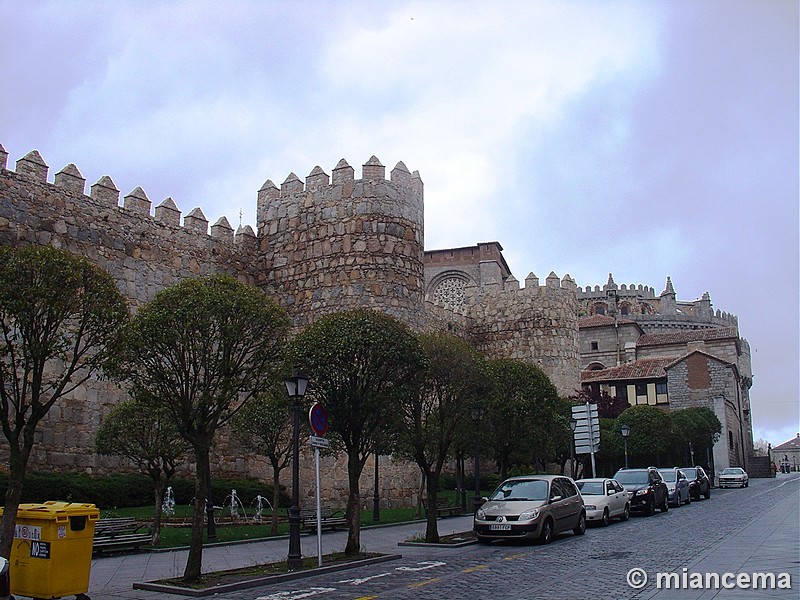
[101,489,484,549]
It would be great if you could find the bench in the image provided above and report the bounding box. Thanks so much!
[422,497,462,518]
[299,507,347,533]
[93,517,151,555]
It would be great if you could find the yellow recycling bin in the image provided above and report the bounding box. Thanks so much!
[2,501,99,599]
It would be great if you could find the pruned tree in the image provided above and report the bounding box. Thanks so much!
[0,245,128,558]
[115,274,290,582]
[396,333,487,543]
[95,398,189,546]
[483,359,561,480]
[616,405,673,466]
[289,309,427,555]
[670,406,722,466]
[230,386,294,534]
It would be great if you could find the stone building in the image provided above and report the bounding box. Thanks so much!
[0,144,581,508]
[577,274,754,473]
[773,434,800,473]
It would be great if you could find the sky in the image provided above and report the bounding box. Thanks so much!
[1,0,797,446]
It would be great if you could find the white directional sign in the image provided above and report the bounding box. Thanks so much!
[571,403,600,454]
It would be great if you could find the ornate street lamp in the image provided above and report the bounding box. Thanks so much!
[569,416,578,479]
[620,423,630,469]
[285,367,309,569]
[471,406,485,513]
[372,448,381,523]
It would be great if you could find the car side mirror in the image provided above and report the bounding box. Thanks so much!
[481,497,488,502]
[550,495,562,503]
[607,490,615,496]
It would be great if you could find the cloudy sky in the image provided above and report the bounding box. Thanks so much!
[2,1,797,445]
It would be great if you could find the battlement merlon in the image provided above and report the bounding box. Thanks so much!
[2,146,251,249]
[256,156,424,236]
[464,271,578,300]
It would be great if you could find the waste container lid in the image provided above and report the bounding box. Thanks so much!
[1,501,99,520]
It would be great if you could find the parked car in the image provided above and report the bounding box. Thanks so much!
[680,466,711,500]
[612,467,669,516]
[0,556,9,600]
[659,468,691,507]
[575,477,630,525]
[473,475,586,544]
[718,467,749,488]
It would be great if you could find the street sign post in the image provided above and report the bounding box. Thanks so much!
[308,402,329,567]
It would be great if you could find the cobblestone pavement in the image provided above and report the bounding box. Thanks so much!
[87,473,799,600]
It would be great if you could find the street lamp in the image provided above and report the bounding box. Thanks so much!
[620,423,630,469]
[569,416,578,479]
[285,367,309,570]
[689,441,695,466]
[471,406,485,513]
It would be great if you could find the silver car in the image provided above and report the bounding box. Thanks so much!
[718,467,749,488]
[473,475,586,544]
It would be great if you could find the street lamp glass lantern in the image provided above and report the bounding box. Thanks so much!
[569,416,578,432]
[620,424,630,438]
[285,369,309,398]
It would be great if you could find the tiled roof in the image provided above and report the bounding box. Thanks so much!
[637,326,738,347]
[579,315,636,328]
[773,435,800,452]
[581,356,680,382]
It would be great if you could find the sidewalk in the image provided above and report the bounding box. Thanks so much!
[88,515,476,599]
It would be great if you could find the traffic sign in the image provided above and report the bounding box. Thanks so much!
[308,435,330,449]
[309,402,329,437]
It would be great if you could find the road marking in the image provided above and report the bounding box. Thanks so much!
[503,552,529,561]
[254,587,336,600]
[463,564,489,573]
[354,596,379,600]
[396,561,446,571]
[337,572,393,585]
[408,578,440,588]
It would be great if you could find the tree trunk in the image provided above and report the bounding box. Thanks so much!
[424,469,440,543]
[344,451,363,555]
[183,447,209,582]
[0,454,27,558]
[152,479,164,548]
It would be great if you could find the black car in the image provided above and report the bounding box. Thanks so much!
[612,467,669,516]
[680,466,711,500]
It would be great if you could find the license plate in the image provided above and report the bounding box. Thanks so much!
[490,524,511,531]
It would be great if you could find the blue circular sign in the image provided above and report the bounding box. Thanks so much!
[309,402,329,437]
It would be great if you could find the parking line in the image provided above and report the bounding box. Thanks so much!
[463,564,489,573]
[408,578,440,588]
[503,552,529,561]
[354,596,379,600]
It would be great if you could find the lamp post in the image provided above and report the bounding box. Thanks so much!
[689,441,695,466]
[285,367,309,570]
[471,406,485,513]
[620,423,630,469]
[205,459,216,541]
[569,416,578,479]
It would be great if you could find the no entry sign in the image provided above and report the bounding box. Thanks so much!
[309,402,329,437]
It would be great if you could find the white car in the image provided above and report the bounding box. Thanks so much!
[718,467,749,488]
[575,478,630,526]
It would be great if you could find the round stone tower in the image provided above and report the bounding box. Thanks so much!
[256,156,425,329]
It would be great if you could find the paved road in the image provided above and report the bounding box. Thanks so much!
[86,473,799,600]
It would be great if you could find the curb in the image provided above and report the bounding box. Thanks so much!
[132,553,402,597]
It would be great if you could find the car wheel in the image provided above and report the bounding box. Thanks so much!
[645,498,655,516]
[684,492,691,505]
[574,512,587,536]
[539,518,554,544]
[601,508,610,527]
[744,480,749,488]
[621,503,630,521]
[704,488,711,500]
[660,496,669,512]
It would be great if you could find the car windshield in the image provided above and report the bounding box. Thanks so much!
[660,471,677,482]
[489,479,549,501]
[576,481,604,496]
[614,471,648,485]
[683,468,697,479]
[722,468,743,475]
